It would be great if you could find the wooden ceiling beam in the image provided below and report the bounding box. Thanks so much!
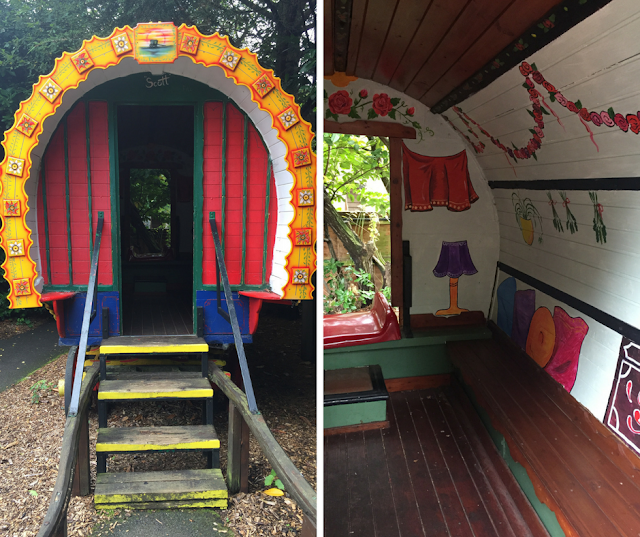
[354,0,400,80]
[324,120,417,139]
[345,0,367,74]
[324,0,335,75]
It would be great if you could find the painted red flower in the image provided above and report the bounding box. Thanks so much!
[542,81,557,93]
[614,113,629,132]
[567,101,579,113]
[627,114,640,134]
[528,88,539,98]
[328,90,353,115]
[372,93,393,116]
[579,108,591,122]
[534,126,544,138]
[601,111,615,127]
[520,62,533,76]
[359,89,368,98]
[543,19,554,29]
[532,71,545,85]
[533,111,543,122]
[533,133,541,144]
[407,107,415,116]
[590,112,603,126]
[525,78,534,88]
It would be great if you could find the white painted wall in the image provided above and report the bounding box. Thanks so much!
[325,79,500,316]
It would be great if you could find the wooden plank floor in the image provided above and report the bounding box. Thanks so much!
[324,387,543,537]
[122,294,192,336]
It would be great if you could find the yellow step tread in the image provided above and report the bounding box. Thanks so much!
[96,425,219,451]
[95,469,228,504]
[98,378,213,400]
[100,335,208,354]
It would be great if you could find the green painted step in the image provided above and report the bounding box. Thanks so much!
[95,468,228,509]
[97,425,220,453]
[98,376,213,401]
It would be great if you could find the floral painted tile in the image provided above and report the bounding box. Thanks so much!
[179,33,200,54]
[252,74,274,98]
[16,114,38,137]
[296,188,314,207]
[293,228,313,246]
[219,48,241,70]
[13,278,31,297]
[292,147,311,168]
[40,79,62,103]
[6,157,25,177]
[278,107,299,130]
[111,33,132,55]
[71,49,94,73]
[292,267,310,285]
[7,239,24,257]
[3,200,21,217]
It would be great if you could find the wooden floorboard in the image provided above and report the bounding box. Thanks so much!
[122,294,192,336]
[324,387,548,537]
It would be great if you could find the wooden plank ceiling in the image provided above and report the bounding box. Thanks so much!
[325,0,565,111]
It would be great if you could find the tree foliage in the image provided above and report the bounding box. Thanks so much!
[0,0,315,139]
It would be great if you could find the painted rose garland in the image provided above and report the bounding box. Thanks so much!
[325,88,434,140]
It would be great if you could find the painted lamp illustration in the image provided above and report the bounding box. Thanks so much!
[433,240,477,316]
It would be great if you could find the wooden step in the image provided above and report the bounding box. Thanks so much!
[97,425,219,453]
[107,371,203,381]
[94,468,228,509]
[98,377,213,400]
[100,335,209,355]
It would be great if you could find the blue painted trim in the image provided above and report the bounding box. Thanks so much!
[204,334,252,345]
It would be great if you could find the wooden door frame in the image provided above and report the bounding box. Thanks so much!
[324,120,416,324]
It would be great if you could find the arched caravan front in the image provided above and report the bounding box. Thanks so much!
[0,23,316,344]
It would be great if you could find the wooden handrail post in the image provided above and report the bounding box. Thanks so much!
[228,402,250,494]
[301,514,316,537]
[71,412,90,496]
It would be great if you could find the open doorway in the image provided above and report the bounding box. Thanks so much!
[117,105,194,335]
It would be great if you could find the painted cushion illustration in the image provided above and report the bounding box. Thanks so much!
[606,338,640,457]
[511,289,536,350]
[544,307,588,392]
[526,306,555,367]
[496,277,517,337]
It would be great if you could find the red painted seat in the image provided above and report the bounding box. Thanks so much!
[323,292,401,349]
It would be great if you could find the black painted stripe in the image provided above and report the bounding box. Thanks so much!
[489,178,640,191]
[498,262,640,343]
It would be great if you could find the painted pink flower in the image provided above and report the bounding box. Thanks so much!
[567,101,579,113]
[579,108,591,122]
[627,114,640,134]
[328,90,353,115]
[407,107,415,116]
[372,93,393,116]
[542,81,557,93]
[359,89,368,98]
[601,111,615,127]
[590,112,603,126]
[533,110,543,122]
[555,93,568,107]
[614,113,629,132]
[533,133,541,144]
[534,126,544,138]
[532,71,545,85]
[520,62,533,76]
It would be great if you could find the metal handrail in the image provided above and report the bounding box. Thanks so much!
[67,212,104,417]
[209,212,258,414]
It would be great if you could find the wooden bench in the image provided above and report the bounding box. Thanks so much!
[448,325,640,537]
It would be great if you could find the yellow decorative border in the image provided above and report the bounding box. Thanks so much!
[0,23,316,307]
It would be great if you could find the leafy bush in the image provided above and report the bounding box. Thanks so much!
[324,258,390,314]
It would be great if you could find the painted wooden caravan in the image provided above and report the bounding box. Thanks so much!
[0,22,316,346]
[324,1,640,536]
[0,22,317,530]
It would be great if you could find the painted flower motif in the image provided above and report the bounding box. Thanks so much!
[252,74,275,98]
[359,89,368,98]
[519,62,533,76]
[614,113,629,132]
[628,114,640,134]
[4,200,20,217]
[328,90,352,115]
[590,112,603,126]
[293,229,312,246]
[71,50,94,73]
[534,126,544,138]
[220,48,241,70]
[579,108,591,121]
[528,88,540,99]
[292,148,311,168]
[40,79,62,103]
[533,133,541,144]
[292,268,309,285]
[407,107,415,116]
[567,101,579,113]
[13,278,31,296]
[507,148,514,158]
[7,239,24,257]
[601,111,615,127]
[525,78,534,88]
[555,93,568,107]
[542,81,557,93]
[542,18,555,29]
[111,33,132,55]
[278,107,299,130]
[532,71,545,85]
[297,189,314,206]
[372,93,393,116]
[6,157,24,177]
[179,33,200,54]
[16,114,37,137]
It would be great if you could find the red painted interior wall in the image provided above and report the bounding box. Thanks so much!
[37,101,113,286]
[202,101,276,286]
